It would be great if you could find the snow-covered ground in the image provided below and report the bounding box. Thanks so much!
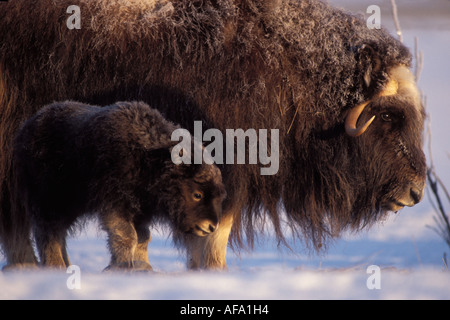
[1,0,449,300]
[3,209,449,300]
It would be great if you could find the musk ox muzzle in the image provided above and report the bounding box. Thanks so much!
[383,181,425,212]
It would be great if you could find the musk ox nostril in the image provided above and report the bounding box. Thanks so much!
[410,186,423,204]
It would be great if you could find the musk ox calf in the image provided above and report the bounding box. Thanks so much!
[12,101,226,270]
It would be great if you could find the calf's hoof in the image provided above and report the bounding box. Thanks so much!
[103,261,153,273]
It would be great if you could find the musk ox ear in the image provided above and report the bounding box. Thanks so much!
[355,43,382,88]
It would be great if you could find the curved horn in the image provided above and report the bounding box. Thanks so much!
[345,101,375,137]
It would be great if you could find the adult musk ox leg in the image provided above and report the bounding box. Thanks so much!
[34,225,69,269]
[1,194,38,270]
[186,212,233,270]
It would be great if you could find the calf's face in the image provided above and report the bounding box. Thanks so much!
[174,164,226,237]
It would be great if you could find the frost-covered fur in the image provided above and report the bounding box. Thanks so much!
[11,101,226,270]
[0,0,426,269]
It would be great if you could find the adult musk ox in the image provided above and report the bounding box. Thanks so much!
[12,101,226,270]
[0,0,426,270]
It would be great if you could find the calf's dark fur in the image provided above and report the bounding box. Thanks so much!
[12,101,226,270]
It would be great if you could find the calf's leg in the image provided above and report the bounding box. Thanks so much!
[101,212,152,272]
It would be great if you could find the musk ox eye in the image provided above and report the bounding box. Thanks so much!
[381,112,393,122]
[193,192,203,201]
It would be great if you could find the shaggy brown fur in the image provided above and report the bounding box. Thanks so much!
[12,101,226,270]
[0,0,426,269]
